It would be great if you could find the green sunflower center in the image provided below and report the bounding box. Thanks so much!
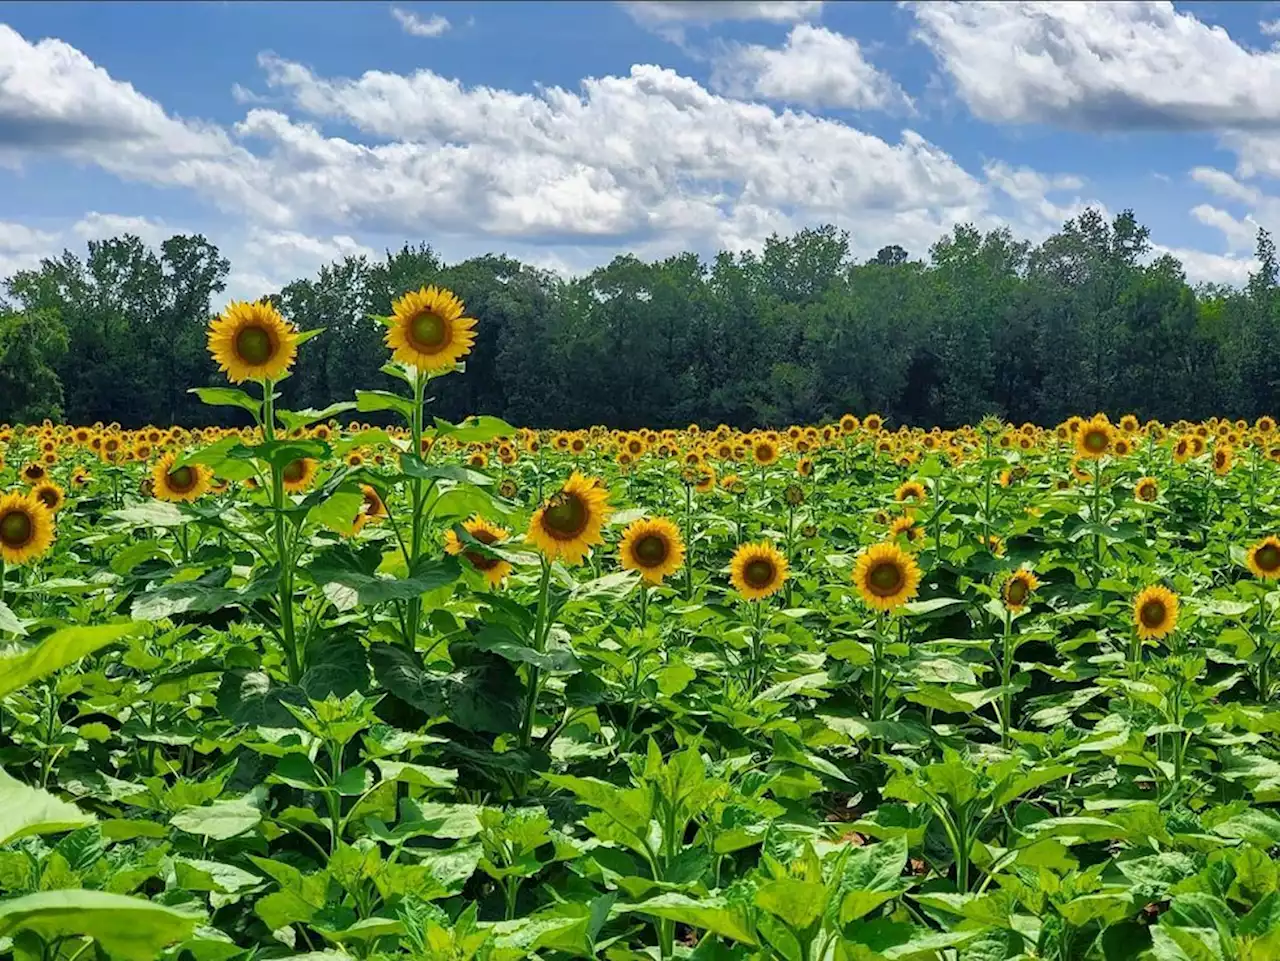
[1140,600,1167,628]
[1255,544,1280,572]
[408,311,448,352]
[36,488,58,509]
[744,559,775,587]
[1005,580,1029,606]
[1083,430,1108,452]
[867,561,905,596]
[633,534,669,567]
[0,509,34,548]
[543,493,588,539]
[235,325,274,365]
[282,460,307,484]
[167,466,196,492]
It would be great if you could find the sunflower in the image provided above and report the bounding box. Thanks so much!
[0,491,55,565]
[839,414,859,434]
[1002,569,1040,611]
[797,457,814,477]
[895,480,926,504]
[70,466,91,489]
[1246,536,1280,580]
[151,453,211,503]
[498,478,519,500]
[1074,415,1113,460]
[981,533,1006,557]
[694,465,717,494]
[618,517,685,585]
[864,414,883,433]
[526,472,612,565]
[1134,477,1159,503]
[445,516,513,587]
[1257,415,1276,435]
[21,463,46,484]
[752,438,779,466]
[207,300,298,383]
[1133,585,1178,640]
[32,481,65,513]
[385,286,477,372]
[1172,436,1192,464]
[1112,436,1132,457]
[852,541,921,612]
[350,484,386,535]
[889,515,924,544]
[468,451,489,469]
[1213,444,1233,476]
[281,457,319,493]
[729,541,788,600]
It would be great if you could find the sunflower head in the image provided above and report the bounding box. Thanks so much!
[729,541,789,601]
[526,472,613,565]
[1074,416,1113,460]
[0,491,55,565]
[1213,445,1233,475]
[889,515,923,544]
[1133,585,1179,640]
[152,453,211,503]
[32,481,65,513]
[1246,536,1280,580]
[349,484,386,535]
[281,457,319,493]
[445,515,513,587]
[619,517,686,585]
[752,439,779,466]
[21,463,46,484]
[385,286,477,372]
[1134,477,1159,503]
[839,414,860,434]
[895,480,926,504]
[797,457,814,478]
[694,465,717,494]
[208,300,299,383]
[853,541,922,613]
[1002,569,1040,611]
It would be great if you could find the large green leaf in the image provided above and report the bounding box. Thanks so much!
[0,768,94,846]
[0,622,146,699]
[0,890,199,960]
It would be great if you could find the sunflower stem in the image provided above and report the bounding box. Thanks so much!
[683,483,694,601]
[1000,608,1014,749]
[405,370,427,652]
[262,379,301,684]
[517,557,554,794]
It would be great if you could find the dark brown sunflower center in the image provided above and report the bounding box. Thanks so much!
[1140,600,1167,628]
[167,466,196,492]
[543,493,588,539]
[1005,580,1029,606]
[867,561,905,596]
[757,445,775,461]
[408,311,448,352]
[465,529,500,569]
[628,441,643,454]
[235,325,274,365]
[1255,544,1280,572]
[35,488,58,509]
[282,459,307,484]
[0,509,34,548]
[363,491,383,515]
[633,534,669,567]
[1083,430,1108,452]
[744,559,776,587]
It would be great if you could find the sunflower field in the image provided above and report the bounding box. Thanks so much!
[2,290,1280,961]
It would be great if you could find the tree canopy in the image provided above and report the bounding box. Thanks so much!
[2,209,1276,428]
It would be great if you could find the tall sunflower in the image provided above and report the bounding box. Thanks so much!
[32,481,65,513]
[895,480,926,505]
[729,541,788,600]
[350,484,386,535]
[852,541,921,612]
[1074,415,1113,460]
[1246,536,1280,580]
[445,516,513,587]
[0,491,55,565]
[751,438,779,466]
[526,472,612,565]
[207,300,298,383]
[152,453,211,503]
[1134,477,1159,503]
[1002,569,1039,612]
[385,286,477,372]
[1133,585,1178,640]
[618,517,685,585]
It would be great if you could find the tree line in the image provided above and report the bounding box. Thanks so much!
[2,208,1278,430]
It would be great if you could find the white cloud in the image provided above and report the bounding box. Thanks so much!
[711,24,911,111]
[390,6,451,38]
[1190,166,1261,205]
[911,1,1280,131]
[620,1,823,26]
[0,220,58,278]
[1152,244,1258,286]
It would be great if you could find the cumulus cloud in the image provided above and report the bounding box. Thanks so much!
[711,24,911,111]
[910,1,1280,132]
[390,6,450,38]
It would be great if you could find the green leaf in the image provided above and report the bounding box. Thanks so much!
[755,878,826,929]
[309,553,460,612]
[435,415,516,444]
[171,790,265,841]
[0,768,94,846]
[189,386,262,414]
[0,622,146,699]
[629,894,758,946]
[0,890,199,961]
[356,389,415,419]
[0,599,27,636]
[276,402,358,432]
[109,502,190,528]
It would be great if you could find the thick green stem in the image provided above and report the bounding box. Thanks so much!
[263,381,301,683]
[1001,609,1014,748]
[683,483,694,600]
[519,559,554,753]
[405,372,427,651]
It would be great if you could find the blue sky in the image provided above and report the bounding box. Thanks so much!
[3,0,1280,299]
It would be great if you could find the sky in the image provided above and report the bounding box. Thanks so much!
[3,0,1280,301]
